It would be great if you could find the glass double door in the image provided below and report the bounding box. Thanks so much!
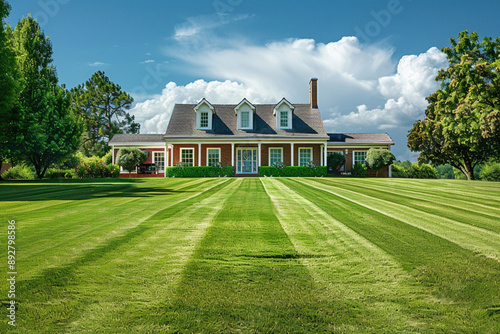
[237,148,258,174]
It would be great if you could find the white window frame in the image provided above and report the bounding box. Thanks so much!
[199,111,209,128]
[206,147,221,166]
[279,111,289,128]
[298,147,313,166]
[240,111,250,128]
[268,147,283,166]
[353,151,367,167]
[152,151,165,172]
[180,148,195,166]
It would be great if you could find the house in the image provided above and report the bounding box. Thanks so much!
[109,79,394,177]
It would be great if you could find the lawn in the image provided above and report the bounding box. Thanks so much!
[0,177,499,333]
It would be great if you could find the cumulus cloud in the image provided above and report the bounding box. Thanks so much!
[131,37,447,159]
[130,79,274,134]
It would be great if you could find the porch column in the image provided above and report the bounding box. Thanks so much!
[321,144,324,167]
[170,144,174,166]
[164,144,168,177]
[231,143,235,166]
[198,143,201,166]
[290,143,294,166]
[111,145,115,165]
[324,143,328,166]
[257,142,261,168]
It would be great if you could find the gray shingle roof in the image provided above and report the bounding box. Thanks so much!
[328,133,394,145]
[165,103,328,139]
[109,134,165,144]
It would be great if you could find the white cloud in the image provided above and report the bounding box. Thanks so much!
[88,61,109,67]
[141,59,155,64]
[174,13,251,41]
[132,37,447,160]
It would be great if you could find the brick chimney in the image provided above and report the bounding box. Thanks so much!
[309,78,318,108]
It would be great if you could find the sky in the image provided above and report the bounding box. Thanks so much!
[6,0,500,160]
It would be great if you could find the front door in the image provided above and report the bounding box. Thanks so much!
[237,148,258,174]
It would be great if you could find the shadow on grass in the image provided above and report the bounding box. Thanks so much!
[0,178,202,201]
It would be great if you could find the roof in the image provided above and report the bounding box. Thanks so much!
[109,134,165,144]
[165,103,328,139]
[327,133,394,145]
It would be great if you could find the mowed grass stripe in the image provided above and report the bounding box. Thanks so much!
[8,178,222,280]
[154,178,338,333]
[280,178,500,333]
[324,178,500,231]
[10,178,236,333]
[261,178,439,332]
[65,178,243,333]
[306,178,500,261]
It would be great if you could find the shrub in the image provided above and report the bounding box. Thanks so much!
[106,164,120,178]
[166,166,234,177]
[1,165,35,180]
[259,166,327,177]
[353,163,367,177]
[391,164,408,178]
[365,148,395,176]
[45,168,76,179]
[435,164,454,179]
[116,148,148,173]
[479,162,500,181]
[408,163,437,179]
[327,152,346,174]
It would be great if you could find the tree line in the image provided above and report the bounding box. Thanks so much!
[0,1,138,179]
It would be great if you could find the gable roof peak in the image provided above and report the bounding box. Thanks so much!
[194,98,214,112]
[234,98,256,114]
[274,98,295,115]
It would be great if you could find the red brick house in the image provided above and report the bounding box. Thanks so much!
[109,79,394,176]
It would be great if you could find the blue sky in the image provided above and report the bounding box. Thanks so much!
[7,0,500,160]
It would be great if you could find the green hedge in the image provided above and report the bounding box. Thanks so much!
[45,168,76,179]
[166,166,234,177]
[259,166,327,177]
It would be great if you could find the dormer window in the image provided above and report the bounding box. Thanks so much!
[195,98,214,130]
[274,98,294,130]
[235,98,255,130]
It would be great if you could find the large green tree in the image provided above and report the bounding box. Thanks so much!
[9,15,80,179]
[408,31,500,180]
[365,148,395,177]
[71,71,139,157]
[0,0,21,176]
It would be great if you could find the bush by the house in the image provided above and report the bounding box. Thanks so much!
[479,162,500,181]
[76,160,120,178]
[391,164,408,178]
[327,152,345,174]
[166,166,234,177]
[353,163,367,177]
[45,168,76,179]
[408,163,437,179]
[116,148,148,174]
[259,166,327,177]
[1,165,35,180]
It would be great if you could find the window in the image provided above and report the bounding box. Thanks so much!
[200,112,209,128]
[353,151,367,166]
[280,111,289,128]
[298,148,312,166]
[241,111,250,128]
[180,148,194,166]
[207,148,220,166]
[153,151,165,172]
[269,148,283,166]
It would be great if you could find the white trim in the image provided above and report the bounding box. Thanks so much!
[164,145,168,176]
[298,147,313,166]
[170,144,174,167]
[231,143,235,167]
[236,147,258,174]
[180,147,195,166]
[234,98,255,113]
[268,147,284,166]
[198,143,201,167]
[111,145,115,165]
[194,98,214,112]
[206,147,221,166]
[257,143,261,167]
[324,143,328,166]
[291,143,294,166]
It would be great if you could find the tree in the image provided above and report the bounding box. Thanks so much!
[9,15,81,179]
[365,148,395,177]
[408,31,500,180]
[327,152,346,174]
[0,0,21,178]
[71,71,139,157]
[116,148,147,174]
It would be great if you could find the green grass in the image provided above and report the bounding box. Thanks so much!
[0,177,499,333]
